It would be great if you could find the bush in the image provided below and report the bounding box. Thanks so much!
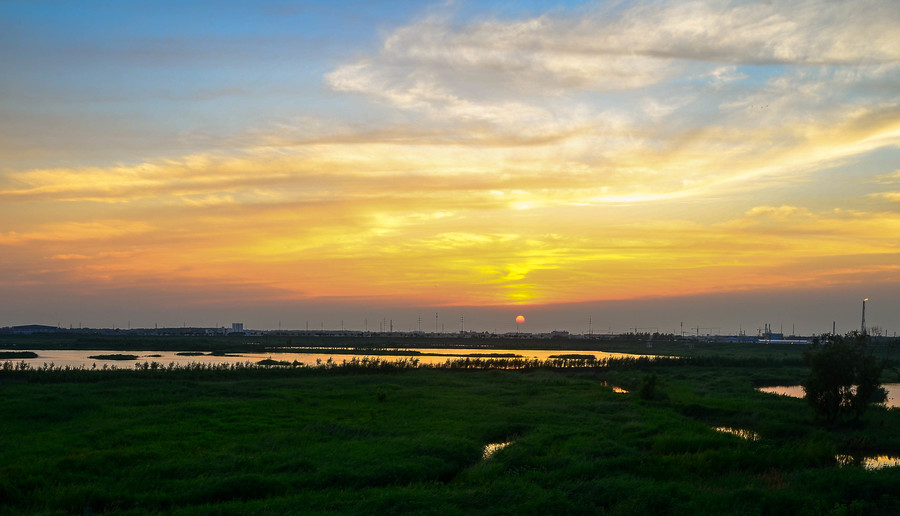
[802,332,886,424]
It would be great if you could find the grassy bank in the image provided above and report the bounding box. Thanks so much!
[1,358,899,515]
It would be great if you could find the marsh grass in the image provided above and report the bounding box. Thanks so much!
[1,352,899,515]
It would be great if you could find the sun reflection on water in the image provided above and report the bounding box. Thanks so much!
[600,382,628,394]
[714,427,760,441]
[835,454,900,471]
[482,441,512,460]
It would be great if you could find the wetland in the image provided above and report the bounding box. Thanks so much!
[2,335,899,515]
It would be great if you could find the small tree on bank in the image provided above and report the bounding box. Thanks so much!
[802,332,886,424]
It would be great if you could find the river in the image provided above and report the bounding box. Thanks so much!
[0,348,650,369]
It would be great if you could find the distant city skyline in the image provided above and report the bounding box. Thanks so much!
[1,1,899,335]
[4,287,895,338]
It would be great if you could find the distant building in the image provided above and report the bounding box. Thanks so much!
[230,323,244,334]
[10,324,59,335]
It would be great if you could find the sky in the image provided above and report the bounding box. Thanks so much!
[1,0,899,335]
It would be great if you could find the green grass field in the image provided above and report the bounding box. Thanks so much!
[2,334,899,515]
[2,349,900,516]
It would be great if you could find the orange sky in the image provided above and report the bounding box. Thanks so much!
[1,1,899,333]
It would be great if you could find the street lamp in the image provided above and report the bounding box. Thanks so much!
[861,298,868,335]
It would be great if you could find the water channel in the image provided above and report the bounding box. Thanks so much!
[758,384,900,409]
[0,348,650,369]
[756,384,900,470]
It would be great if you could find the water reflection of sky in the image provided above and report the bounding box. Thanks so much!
[1,348,650,369]
[600,381,629,394]
[758,384,900,409]
[482,442,512,460]
[836,454,900,471]
[714,427,760,441]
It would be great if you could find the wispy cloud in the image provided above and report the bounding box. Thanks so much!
[1,0,899,323]
[320,0,900,203]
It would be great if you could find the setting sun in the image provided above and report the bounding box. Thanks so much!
[0,1,898,334]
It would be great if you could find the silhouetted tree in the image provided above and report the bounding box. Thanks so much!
[803,332,885,424]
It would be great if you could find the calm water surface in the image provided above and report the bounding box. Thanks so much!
[836,454,900,471]
[482,441,512,460]
[1,348,650,369]
[714,427,760,441]
[758,384,900,408]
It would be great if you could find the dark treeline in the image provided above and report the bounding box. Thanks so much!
[0,333,683,352]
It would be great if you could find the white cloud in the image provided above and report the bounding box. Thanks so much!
[622,0,900,65]
[330,0,900,102]
[703,66,747,89]
[326,0,900,143]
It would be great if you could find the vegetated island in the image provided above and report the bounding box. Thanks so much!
[0,351,38,359]
[257,358,297,367]
[87,354,140,361]
[548,354,596,360]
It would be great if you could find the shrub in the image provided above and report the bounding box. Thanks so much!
[802,332,886,424]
